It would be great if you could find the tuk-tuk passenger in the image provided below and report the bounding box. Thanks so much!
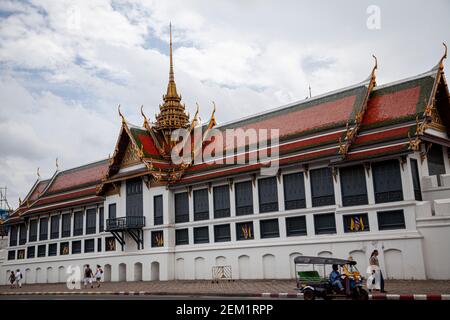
[329,264,344,291]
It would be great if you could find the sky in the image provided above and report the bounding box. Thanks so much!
[0,0,449,209]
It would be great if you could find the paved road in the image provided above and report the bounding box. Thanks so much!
[0,294,286,300]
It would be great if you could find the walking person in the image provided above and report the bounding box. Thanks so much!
[15,269,23,288]
[369,250,387,293]
[83,264,94,289]
[95,265,103,288]
[8,271,15,289]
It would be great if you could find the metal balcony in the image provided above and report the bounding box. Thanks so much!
[105,216,145,250]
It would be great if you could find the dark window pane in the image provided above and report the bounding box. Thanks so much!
[235,181,253,215]
[236,222,254,240]
[258,177,279,213]
[310,168,335,207]
[126,178,143,217]
[286,216,307,237]
[50,215,60,239]
[105,237,116,251]
[214,224,231,242]
[27,246,35,259]
[19,224,27,245]
[175,229,189,245]
[193,226,209,244]
[9,225,17,246]
[108,204,116,219]
[62,214,71,237]
[260,219,280,238]
[73,211,83,236]
[154,195,164,225]
[39,218,48,241]
[72,240,81,254]
[37,245,46,257]
[99,207,104,232]
[377,210,406,230]
[428,144,445,185]
[343,214,370,232]
[194,189,209,221]
[97,238,102,252]
[29,220,38,242]
[410,159,422,201]
[151,231,164,247]
[48,243,57,256]
[283,172,306,210]
[372,160,403,203]
[175,192,189,223]
[8,250,15,260]
[84,239,95,253]
[314,213,336,235]
[60,242,69,255]
[340,165,368,206]
[213,185,230,218]
[86,208,96,234]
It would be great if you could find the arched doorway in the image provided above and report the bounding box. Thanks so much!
[349,250,367,276]
[104,264,112,282]
[58,266,66,283]
[134,262,143,281]
[262,254,276,279]
[25,268,32,284]
[151,261,160,281]
[46,267,54,283]
[289,252,302,279]
[118,263,126,282]
[175,258,185,280]
[35,268,42,283]
[215,256,227,266]
[238,255,250,279]
[194,257,206,280]
[384,249,404,279]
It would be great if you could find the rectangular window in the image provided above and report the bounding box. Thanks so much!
[372,160,403,203]
[62,214,71,238]
[126,178,143,217]
[29,220,38,242]
[340,165,368,207]
[86,208,96,234]
[286,216,307,237]
[235,181,253,215]
[27,246,35,259]
[151,231,164,247]
[428,144,445,185]
[194,189,209,221]
[73,211,83,236]
[84,239,95,253]
[260,219,280,239]
[213,185,230,218]
[193,226,209,244]
[8,250,15,260]
[60,242,69,255]
[9,225,17,246]
[283,172,306,210]
[175,192,189,223]
[19,224,27,245]
[410,159,422,201]
[97,238,102,252]
[154,195,164,225]
[175,229,189,245]
[72,240,81,254]
[258,177,279,213]
[310,168,335,207]
[236,221,254,241]
[50,215,60,239]
[108,203,116,219]
[343,214,370,232]
[37,245,46,257]
[214,224,231,242]
[17,249,25,260]
[377,210,406,230]
[48,243,57,256]
[314,213,336,235]
[105,237,116,251]
[39,217,48,241]
[99,207,104,232]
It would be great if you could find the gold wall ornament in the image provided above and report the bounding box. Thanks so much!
[408,132,422,151]
[121,142,141,167]
[338,137,348,155]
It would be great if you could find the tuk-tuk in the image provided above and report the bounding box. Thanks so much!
[294,256,368,300]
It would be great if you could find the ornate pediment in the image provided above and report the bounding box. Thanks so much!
[121,142,141,168]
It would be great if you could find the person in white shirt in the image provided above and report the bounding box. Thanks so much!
[15,269,23,288]
[95,265,103,288]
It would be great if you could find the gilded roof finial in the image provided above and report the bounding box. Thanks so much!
[55,157,59,170]
[37,167,40,179]
[439,42,447,70]
[118,104,126,124]
[141,105,149,126]
[371,54,378,81]
[169,22,174,83]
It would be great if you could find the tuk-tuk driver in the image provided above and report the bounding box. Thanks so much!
[330,264,344,291]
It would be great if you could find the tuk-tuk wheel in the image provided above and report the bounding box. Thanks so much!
[303,288,315,301]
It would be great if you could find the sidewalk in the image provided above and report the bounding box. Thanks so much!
[1,279,449,296]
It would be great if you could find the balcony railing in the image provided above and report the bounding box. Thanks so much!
[106,216,145,231]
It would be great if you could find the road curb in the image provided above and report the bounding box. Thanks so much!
[1,291,449,300]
